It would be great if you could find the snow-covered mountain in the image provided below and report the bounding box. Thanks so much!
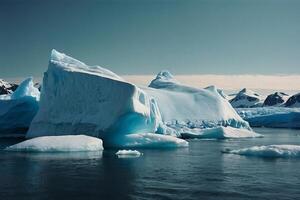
[26,50,258,147]
[285,93,300,107]
[230,88,263,108]
[0,78,40,136]
[0,79,18,95]
[263,92,289,106]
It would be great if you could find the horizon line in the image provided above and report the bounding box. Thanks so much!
[3,74,300,91]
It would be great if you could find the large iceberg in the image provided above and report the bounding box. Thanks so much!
[6,135,103,152]
[145,71,253,137]
[26,50,255,147]
[27,50,164,144]
[108,133,188,148]
[236,107,300,128]
[0,78,40,136]
[223,145,300,158]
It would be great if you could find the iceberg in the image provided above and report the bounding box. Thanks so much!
[145,71,253,137]
[181,126,262,139]
[0,78,40,136]
[5,135,103,152]
[116,149,142,158]
[223,145,300,158]
[230,88,263,108]
[26,50,256,147]
[236,107,300,128]
[27,50,163,142]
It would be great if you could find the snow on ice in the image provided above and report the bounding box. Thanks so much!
[6,135,103,152]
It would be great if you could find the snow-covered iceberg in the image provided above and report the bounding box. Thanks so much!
[5,135,103,152]
[26,50,256,147]
[27,50,163,143]
[0,78,40,136]
[230,88,262,108]
[236,107,300,128]
[145,71,253,137]
[223,145,300,158]
[181,126,262,139]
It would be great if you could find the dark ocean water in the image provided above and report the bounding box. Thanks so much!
[0,128,300,200]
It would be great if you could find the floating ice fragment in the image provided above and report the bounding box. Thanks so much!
[5,135,103,152]
[223,145,300,158]
[116,150,142,158]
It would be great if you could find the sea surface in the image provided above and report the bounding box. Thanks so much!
[0,128,300,200]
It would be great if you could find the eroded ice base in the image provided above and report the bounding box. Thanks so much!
[106,133,189,148]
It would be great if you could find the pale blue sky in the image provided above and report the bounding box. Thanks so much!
[1,0,300,78]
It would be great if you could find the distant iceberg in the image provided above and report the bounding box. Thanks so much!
[0,78,40,136]
[5,135,103,152]
[223,145,300,158]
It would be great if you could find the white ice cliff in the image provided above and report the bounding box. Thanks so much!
[27,50,167,147]
[0,78,40,136]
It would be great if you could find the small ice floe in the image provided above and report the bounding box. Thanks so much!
[5,135,103,152]
[222,145,300,158]
[115,150,142,158]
